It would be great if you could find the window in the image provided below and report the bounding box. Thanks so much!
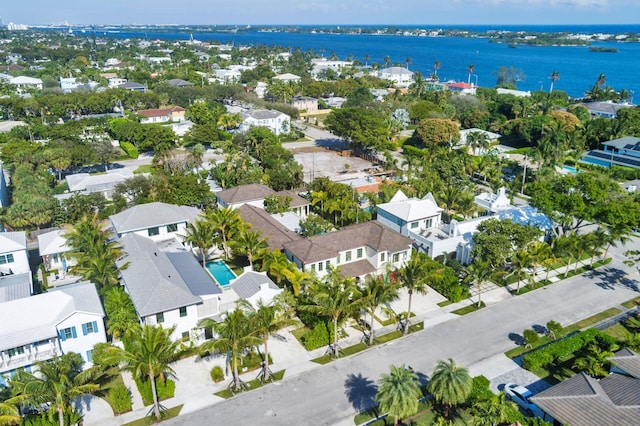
[393,253,400,262]
[156,313,164,324]
[336,255,340,264]
[345,251,352,262]
[166,223,178,233]
[181,331,190,341]
[179,307,187,317]
[425,218,433,228]
[148,227,160,237]
[82,321,98,335]
[326,261,330,271]
[318,261,323,271]
[357,248,363,259]
[7,346,24,357]
[86,350,93,363]
[380,252,386,262]
[310,263,316,271]
[410,222,418,229]
[0,254,14,265]
[59,326,77,341]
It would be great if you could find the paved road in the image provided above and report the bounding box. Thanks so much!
[167,244,640,426]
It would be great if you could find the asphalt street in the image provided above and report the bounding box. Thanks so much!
[167,244,640,426]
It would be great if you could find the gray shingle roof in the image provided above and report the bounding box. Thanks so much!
[217,184,275,205]
[283,221,413,264]
[237,204,303,251]
[611,348,640,379]
[242,109,287,120]
[117,234,207,317]
[110,202,199,234]
[230,271,278,300]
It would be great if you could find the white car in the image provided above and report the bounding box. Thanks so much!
[503,383,543,417]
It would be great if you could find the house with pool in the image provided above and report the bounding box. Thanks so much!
[282,221,414,280]
[109,202,200,243]
[117,233,223,343]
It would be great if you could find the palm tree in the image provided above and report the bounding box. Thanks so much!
[364,54,370,67]
[0,401,20,426]
[384,55,391,68]
[361,276,400,345]
[9,353,100,426]
[181,219,216,267]
[300,268,362,357]
[467,64,475,85]
[587,227,608,268]
[405,56,412,70]
[511,249,533,293]
[603,224,632,259]
[237,299,296,382]
[549,70,560,93]
[231,229,268,270]
[428,358,472,419]
[199,310,261,392]
[433,60,441,77]
[103,286,141,341]
[375,365,422,426]
[465,260,492,307]
[104,325,182,420]
[596,73,607,87]
[553,234,578,276]
[397,254,442,334]
[471,392,517,426]
[206,207,244,258]
[527,241,551,288]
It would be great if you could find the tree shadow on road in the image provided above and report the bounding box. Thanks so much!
[584,267,639,292]
[509,332,525,346]
[344,372,378,413]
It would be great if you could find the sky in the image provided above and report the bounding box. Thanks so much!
[3,0,639,26]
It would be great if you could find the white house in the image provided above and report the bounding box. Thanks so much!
[9,76,43,92]
[0,281,106,384]
[377,190,443,236]
[239,109,291,136]
[273,73,301,83]
[220,271,283,312]
[117,233,222,343]
[0,232,30,276]
[64,169,134,200]
[283,221,413,280]
[311,58,353,79]
[137,106,186,124]
[109,202,200,243]
[376,67,414,86]
[37,229,75,273]
[497,88,531,97]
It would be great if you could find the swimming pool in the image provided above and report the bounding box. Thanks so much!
[205,260,236,288]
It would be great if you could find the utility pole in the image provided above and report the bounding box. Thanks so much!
[521,154,527,194]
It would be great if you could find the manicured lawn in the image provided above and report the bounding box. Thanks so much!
[122,405,183,426]
[603,323,629,341]
[214,370,285,398]
[437,300,452,307]
[622,296,640,309]
[451,302,485,315]
[134,164,156,174]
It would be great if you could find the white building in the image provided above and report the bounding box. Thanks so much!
[0,281,106,384]
[109,202,200,243]
[9,76,43,92]
[64,169,135,200]
[239,109,290,136]
[376,67,414,86]
[37,229,75,273]
[377,190,443,236]
[0,232,30,276]
[273,73,301,83]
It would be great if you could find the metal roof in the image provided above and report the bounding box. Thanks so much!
[109,202,199,234]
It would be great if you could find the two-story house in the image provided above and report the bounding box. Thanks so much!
[137,106,186,124]
[0,281,106,385]
[117,233,222,343]
[377,190,443,236]
[216,184,310,218]
[239,110,291,136]
[283,221,413,280]
[37,228,75,274]
[109,202,200,243]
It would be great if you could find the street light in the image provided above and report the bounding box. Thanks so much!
[521,154,528,194]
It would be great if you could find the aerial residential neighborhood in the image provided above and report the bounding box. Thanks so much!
[0,13,639,426]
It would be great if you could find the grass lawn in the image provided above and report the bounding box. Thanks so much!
[122,404,183,426]
[622,296,640,309]
[505,307,622,358]
[603,323,629,341]
[98,368,131,415]
[214,370,285,399]
[134,164,156,174]
[451,302,485,316]
[437,300,452,307]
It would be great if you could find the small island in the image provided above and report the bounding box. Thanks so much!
[589,46,618,53]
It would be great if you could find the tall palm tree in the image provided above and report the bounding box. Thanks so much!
[199,310,261,392]
[397,254,442,334]
[511,249,533,293]
[103,286,141,341]
[375,365,422,426]
[527,241,551,288]
[0,401,20,426]
[361,276,400,345]
[9,353,100,426]
[364,54,370,67]
[465,260,491,307]
[549,70,560,93]
[603,224,632,259]
[471,392,517,426]
[384,55,391,68]
[206,207,244,258]
[405,56,412,70]
[588,227,608,268]
[181,219,217,267]
[231,229,268,270]
[433,60,441,77]
[553,234,578,276]
[596,73,607,87]
[428,358,472,419]
[237,299,296,382]
[104,325,182,420]
[300,268,362,357]
[467,64,475,85]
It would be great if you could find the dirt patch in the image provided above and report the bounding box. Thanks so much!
[294,151,377,182]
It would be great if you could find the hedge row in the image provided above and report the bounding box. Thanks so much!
[522,329,616,371]
[120,141,139,159]
[134,377,175,406]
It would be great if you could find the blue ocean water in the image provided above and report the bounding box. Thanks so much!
[87,25,640,99]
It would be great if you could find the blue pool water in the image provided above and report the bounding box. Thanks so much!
[205,260,236,288]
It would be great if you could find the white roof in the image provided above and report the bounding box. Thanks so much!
[0,281,103,351]
[379,67,414,76]
[378,190,443,222]
[109,202,200,234]
[10,76,42,85]
[37,229,72,256]
[274,73,301,81]
[66,169,133,192]
[0,231,27,254]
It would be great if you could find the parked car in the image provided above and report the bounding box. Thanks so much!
[504,383,543,417]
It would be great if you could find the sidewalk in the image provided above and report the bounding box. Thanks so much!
[83,256,601,425]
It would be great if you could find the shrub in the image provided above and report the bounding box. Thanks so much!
[120,141,139,159]
[546,320,563,339]
[135,378,175,406]
[301,321,331,351]
[210,366,224,383]
[108,384,132,414]
[467,375,493,405]
[523,329,540,348]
